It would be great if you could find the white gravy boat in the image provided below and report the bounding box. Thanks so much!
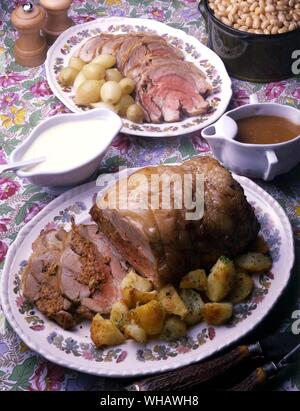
[201,103,300,181]
[10,108,122,187]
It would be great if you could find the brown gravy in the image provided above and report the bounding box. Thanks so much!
[235,115,300,145]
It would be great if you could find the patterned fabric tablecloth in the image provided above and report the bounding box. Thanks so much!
[0,0,299,391]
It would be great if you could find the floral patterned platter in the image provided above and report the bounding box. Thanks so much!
[45,17,232,137]
[0,170,294,377]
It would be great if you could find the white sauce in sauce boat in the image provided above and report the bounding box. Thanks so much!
[22,119,110,173]
[10,108,123,187]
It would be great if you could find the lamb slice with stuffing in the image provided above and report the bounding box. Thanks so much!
[22,222,128,329]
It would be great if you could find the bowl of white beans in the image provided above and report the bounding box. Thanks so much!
[199,0,300,82]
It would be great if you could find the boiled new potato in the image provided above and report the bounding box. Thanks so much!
[132,300,164,336]
[98,79,106,92]
[73,71,86,92]
[235,252,272,273]
[89,101,118,112]
[206,256,236,302]
[92,54,116,69]
[90,314,126,347]
[203,303,233,325]
[118,95,135,117]
[122,287,157,308]
[74,80,101,105]
[82,63,105,80]
[160,316,187,341]
[119,77,135,95]
[180,269,207,291]
[180,289,204,326]
[227,271,254,304]
[110,301,129,330]
[59,67,78,86]
[121,270,153,292]
[126,104,144,123]
[69,56,85,72]
[124,322,147,343]
[105,68,123,82]
[100,81,122,104]
[157,284,188,319]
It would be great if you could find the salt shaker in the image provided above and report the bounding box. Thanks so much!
[11,2,47,67]
[40,0,73,45]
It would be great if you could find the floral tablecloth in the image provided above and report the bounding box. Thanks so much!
[0,0,299,391]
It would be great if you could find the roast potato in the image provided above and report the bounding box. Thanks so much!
[206,256,236,302]
[132,300,164,336]
[250,236,269,254]
[121,270,153,292]
[110,301,129,330]
[180,289,204,326]
[157,284,188,319]
[90,314,126,347]
[235,252,272,273]
[180,269,207,291]
[124,322,147,343]
[160,316,187,341]
[122,287,157,308]
[203,303,233,325]
[227,271,254,304]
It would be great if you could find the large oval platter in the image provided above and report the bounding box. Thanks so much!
[0,172,294,377]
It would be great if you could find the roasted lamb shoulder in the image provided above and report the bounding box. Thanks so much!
[90,157,260,288]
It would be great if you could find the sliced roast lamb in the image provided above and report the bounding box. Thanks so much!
[76,34,114,62]
[136,60,211,122]
[76,32,212,123]
[124,42,184,79]
[100,34,127,56]
[22,229,77,329]
[75,224,127,314]
[22,223,128,329]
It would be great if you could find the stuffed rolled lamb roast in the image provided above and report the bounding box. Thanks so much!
[90,157,260,288]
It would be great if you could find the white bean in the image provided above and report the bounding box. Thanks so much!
[207,0,299,34]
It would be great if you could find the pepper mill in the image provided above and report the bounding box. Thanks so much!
[11,2,47,68]
[40,0,73,45]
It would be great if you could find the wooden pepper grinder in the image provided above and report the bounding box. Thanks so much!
[40,0,73,45]
[11,2,47,67]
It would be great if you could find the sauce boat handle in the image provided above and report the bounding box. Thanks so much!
[264,150,278,181]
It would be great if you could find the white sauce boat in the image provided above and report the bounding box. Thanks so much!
[201,102,300,181]
[10,108,122,187]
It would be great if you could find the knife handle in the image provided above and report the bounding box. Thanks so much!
[230,361,278,391]
[127,345,250,391]
[230,367,267,391]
